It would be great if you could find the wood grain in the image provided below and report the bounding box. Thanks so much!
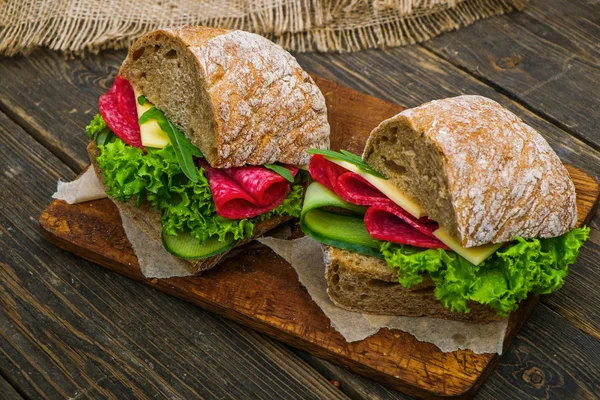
[39,79,600,399]
[0,375,23,400]
[477,305,600,399]
[0,110,348,400]
[423,0,600,149]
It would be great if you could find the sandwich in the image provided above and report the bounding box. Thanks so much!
[84,26,329,274]
[300,96,589,322]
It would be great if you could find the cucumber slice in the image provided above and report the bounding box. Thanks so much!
[303,209,383,258]
[300,182,383,258]
[162,230,238,259]
[302,182,367,217]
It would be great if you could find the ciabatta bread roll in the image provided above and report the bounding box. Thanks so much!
[363,95,577,248]
[119,26,329,168]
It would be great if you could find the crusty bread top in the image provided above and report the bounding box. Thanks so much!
[363,95,577,247]
[119,26,329,168]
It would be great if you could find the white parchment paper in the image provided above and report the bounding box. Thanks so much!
[53,173,508,353]
[52,168,107,203]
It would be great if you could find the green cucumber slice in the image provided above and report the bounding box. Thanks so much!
[301,182,367,218]
[300,182,383,258]
[162,231,238,259]
[303,209,383,258]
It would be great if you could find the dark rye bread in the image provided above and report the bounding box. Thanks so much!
[323,246,503,323]
[87,142,290,275]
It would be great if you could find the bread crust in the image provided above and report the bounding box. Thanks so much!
[119,26,329,168]
[323,246,503,323]
[363,95,577,247]
[87,142,290,274]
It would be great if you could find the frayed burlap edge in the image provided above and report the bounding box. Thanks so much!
[275,0,526,52]
[0,0,527,56]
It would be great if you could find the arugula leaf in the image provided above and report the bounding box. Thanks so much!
[264,164,294,183]
[165,119,199,183]
[307,148,387,179]
[138,107,163,125]
[137,95,147,106]
[96,130,115,146]
[139,107,203,182]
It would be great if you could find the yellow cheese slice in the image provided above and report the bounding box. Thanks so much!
[434,228,502,265]
[326,158,424,218]
[325,156,500,265]
[134,90,170,148]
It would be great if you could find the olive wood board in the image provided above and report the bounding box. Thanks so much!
[39,77,600,399]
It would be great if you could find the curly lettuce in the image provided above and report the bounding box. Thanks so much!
[95,137,304,244]
[86,114,108,139]
[381,227,589,316]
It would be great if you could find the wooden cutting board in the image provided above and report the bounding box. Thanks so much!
[40,77,600,399]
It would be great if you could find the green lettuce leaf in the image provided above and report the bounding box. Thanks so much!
[85,113,109,139]
[96,137,304,244]
[381,227,590,316]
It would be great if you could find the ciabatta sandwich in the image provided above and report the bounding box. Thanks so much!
[85,26,329,274]
[301,96,588,322]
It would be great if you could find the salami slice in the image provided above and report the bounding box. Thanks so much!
[99,77,142,148]
[223,165,298,207]
[115,76,139,125]
[365,205,449,249]
[308,154,347,192]
[201,161,291,219]
[335,171,393,206]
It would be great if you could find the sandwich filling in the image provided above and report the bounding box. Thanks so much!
[302,149,589,316]
[86,76,305,259]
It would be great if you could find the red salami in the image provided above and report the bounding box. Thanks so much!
[201,161,293,219]
[99,77,142,148]
[365,206,448,250]
[364,205,449,249]
[224,165,297,206]
[335,172,392,206]
[308,154,347,192]
[115,76,139,125]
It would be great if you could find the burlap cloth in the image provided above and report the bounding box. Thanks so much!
[0,0,526,55]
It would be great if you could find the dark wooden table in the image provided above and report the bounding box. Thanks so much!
[1,0,598,398]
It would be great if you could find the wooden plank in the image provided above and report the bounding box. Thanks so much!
[0,375,24,400]
[39,77,599,398]
[477,304,600,399]
[292,350,414,400]
[543,228,600,341]
[422,0,600,148]
[0,50,124,171]
[0,111,348,399]
[293,48,600,341]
